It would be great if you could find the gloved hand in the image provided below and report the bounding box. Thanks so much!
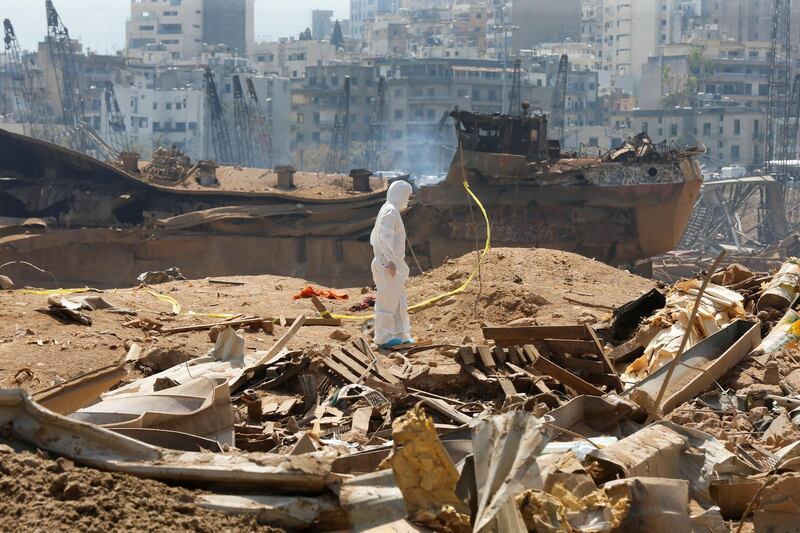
[385,262,397,277]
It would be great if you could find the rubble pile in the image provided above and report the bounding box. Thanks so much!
[4,248,800,530]
[141,146,193,184]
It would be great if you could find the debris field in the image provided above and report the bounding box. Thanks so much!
[1,247,800,532]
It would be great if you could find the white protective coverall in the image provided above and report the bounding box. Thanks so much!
[370,180,413,346]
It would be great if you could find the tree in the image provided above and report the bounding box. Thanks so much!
[299,28,312,41]
[330,21,344,49]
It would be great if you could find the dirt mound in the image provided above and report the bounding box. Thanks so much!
[402,247,656,343]
[0,444,282,532]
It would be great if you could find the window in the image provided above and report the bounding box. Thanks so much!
[731,145,740,160]
[166,103,172,110]
[472,88,480,100]
[188,122,197,131]
[158,23,182,34]
[174,122,186,132]
[488,89,497,100]
[427,88,435,97]
[392,130,402,139]
[297,113,304,123]
[395,109,403,119]
[152,102,158,110]
[427,109,435,119]
[139,25,155,31]
[312,132,320,142]
[703,123,711,136]
[152,121,161,131]
[589,136,599,146]
[457,88,467,97]
[754,119,760,138]
[163,10,178,15]
[170,0,181,4]
[176,102,182,110]
[734,119,740,135]
[670,124,678,136]
[394,88,403,97]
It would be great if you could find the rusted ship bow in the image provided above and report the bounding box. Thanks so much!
[0,112,701,287]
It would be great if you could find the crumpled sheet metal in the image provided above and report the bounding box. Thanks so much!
[105,327,283,398]
[71,376,235,446]
[586,421,750,501]
[544,394,642,439]
[471,411,549,532]
[623,280,746,383]
[624,319,759,415]
[389,404,470,531]
[339,469,431,532]
[0,388,337,492]
[197,492,348,530]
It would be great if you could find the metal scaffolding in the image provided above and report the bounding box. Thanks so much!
[325,75,351,174]
[104,82,130,154]
[364,75,386,171]
[203,67,234,164]
[231,75,254,167]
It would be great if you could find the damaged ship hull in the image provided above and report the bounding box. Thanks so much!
[0,127,701,287]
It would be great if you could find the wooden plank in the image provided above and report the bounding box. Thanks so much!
[493,346,507,365]
[523,345,604,396]
[476,346,496,369]
[252,315,307,368]
[483,325,588,343]
[585,325,623,391]
[511,346,531,364]
[459,346,476,365]
[507,346,522,365]
[506,362,552,394]
[161,316,264,335]
[276,398,298,417]
[607,340,645,364]
[310,296,331,317]
[332,349,371,379]
[549,355,606,375]
[342,345,372,366]
[462,364,490,383]
[497,377,517,396]
[323,357,361,384]
[542,339,597,355]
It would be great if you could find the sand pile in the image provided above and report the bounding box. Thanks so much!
[402,247,656,343]
[0,445,281,532]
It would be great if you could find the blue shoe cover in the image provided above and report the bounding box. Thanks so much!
[378,338,404,349]
[402,338,416,345]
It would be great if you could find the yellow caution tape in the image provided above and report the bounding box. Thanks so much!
[142,288,182,315]
[22,287,96,295]
[331,154,491,321]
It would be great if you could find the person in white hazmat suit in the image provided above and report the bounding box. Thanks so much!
[370,180,414,348]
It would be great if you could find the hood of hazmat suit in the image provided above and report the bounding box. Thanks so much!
[370,180,413,345]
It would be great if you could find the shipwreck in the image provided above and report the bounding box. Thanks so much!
[0,110,701,287]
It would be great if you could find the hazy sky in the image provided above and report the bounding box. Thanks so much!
[1,0,350,53]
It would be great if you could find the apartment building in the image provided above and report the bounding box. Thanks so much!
[127,0,204,61]
[350,0,395,39]
[251,39,339,79]
[312,10,335,40]
[640,40,771,110]
[126,0,254,61]
[289,63,378,155]
[512,0,582,52]
[612,105,764,169]
[202,0,255,57]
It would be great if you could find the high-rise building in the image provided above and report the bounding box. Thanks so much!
[202,0,254,57]
[126,0,254,61]
[350,0,394,39]
[312,10,334,40]
[126,0,204,61]
[511,0,581,51]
